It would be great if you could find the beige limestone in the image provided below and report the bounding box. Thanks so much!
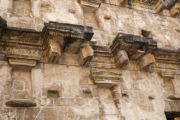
[0,0,180,120]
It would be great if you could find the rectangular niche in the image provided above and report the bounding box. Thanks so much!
[47,90,59,98]
[83,8,99,29]
[12,0,31,17]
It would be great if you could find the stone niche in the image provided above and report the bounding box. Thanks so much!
[6,66,36,107]
[79,0,100,29]
[12,0,32,17]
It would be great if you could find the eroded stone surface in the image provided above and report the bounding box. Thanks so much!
[0,0,180,120]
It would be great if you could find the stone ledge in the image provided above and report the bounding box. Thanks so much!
[6,99,36,107]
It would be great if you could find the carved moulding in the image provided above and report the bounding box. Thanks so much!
[153,48,180,80]
[170,2,180,16]
[90,68,122,88]
[78,0,101,8]
[110,33,157,69]
[42,21,94,64]
[2,27,42,67]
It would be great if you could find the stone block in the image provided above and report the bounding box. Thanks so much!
[13,80,24,90]
[79,0,101,8]
[115,50,129,67]
[8,58,37,67]
[80,44,94,60]
[140,53,155,69]
[153,0,164,13]
[47,39,61,63]
[6,99,36,107]
[170,3,180,17]
[80,43,94,65]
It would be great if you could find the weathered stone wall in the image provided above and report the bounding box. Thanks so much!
[0,0,180,120]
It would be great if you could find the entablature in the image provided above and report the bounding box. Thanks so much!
[0,16,94,66]
[78,0,180,18]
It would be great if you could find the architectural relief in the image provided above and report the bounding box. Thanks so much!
[0,0,180,120]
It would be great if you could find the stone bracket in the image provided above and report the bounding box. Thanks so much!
[170,3,180,16]
[42,21,94,64]
[110,32,157,69]
[79,42,94,66]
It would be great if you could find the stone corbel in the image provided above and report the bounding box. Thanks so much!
[154,48,180,80]
[139,53,156,70]
[42,21,94,64]
[44,39,61,63]
[153,0,164,13]
[79,42,94,66]
[110,33,157,69]
[170,3,180,17]
[114,50,129,68]
[0,17,7,59]
[78,0,101,8]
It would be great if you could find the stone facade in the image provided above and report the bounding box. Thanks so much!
[0,0,180,120]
